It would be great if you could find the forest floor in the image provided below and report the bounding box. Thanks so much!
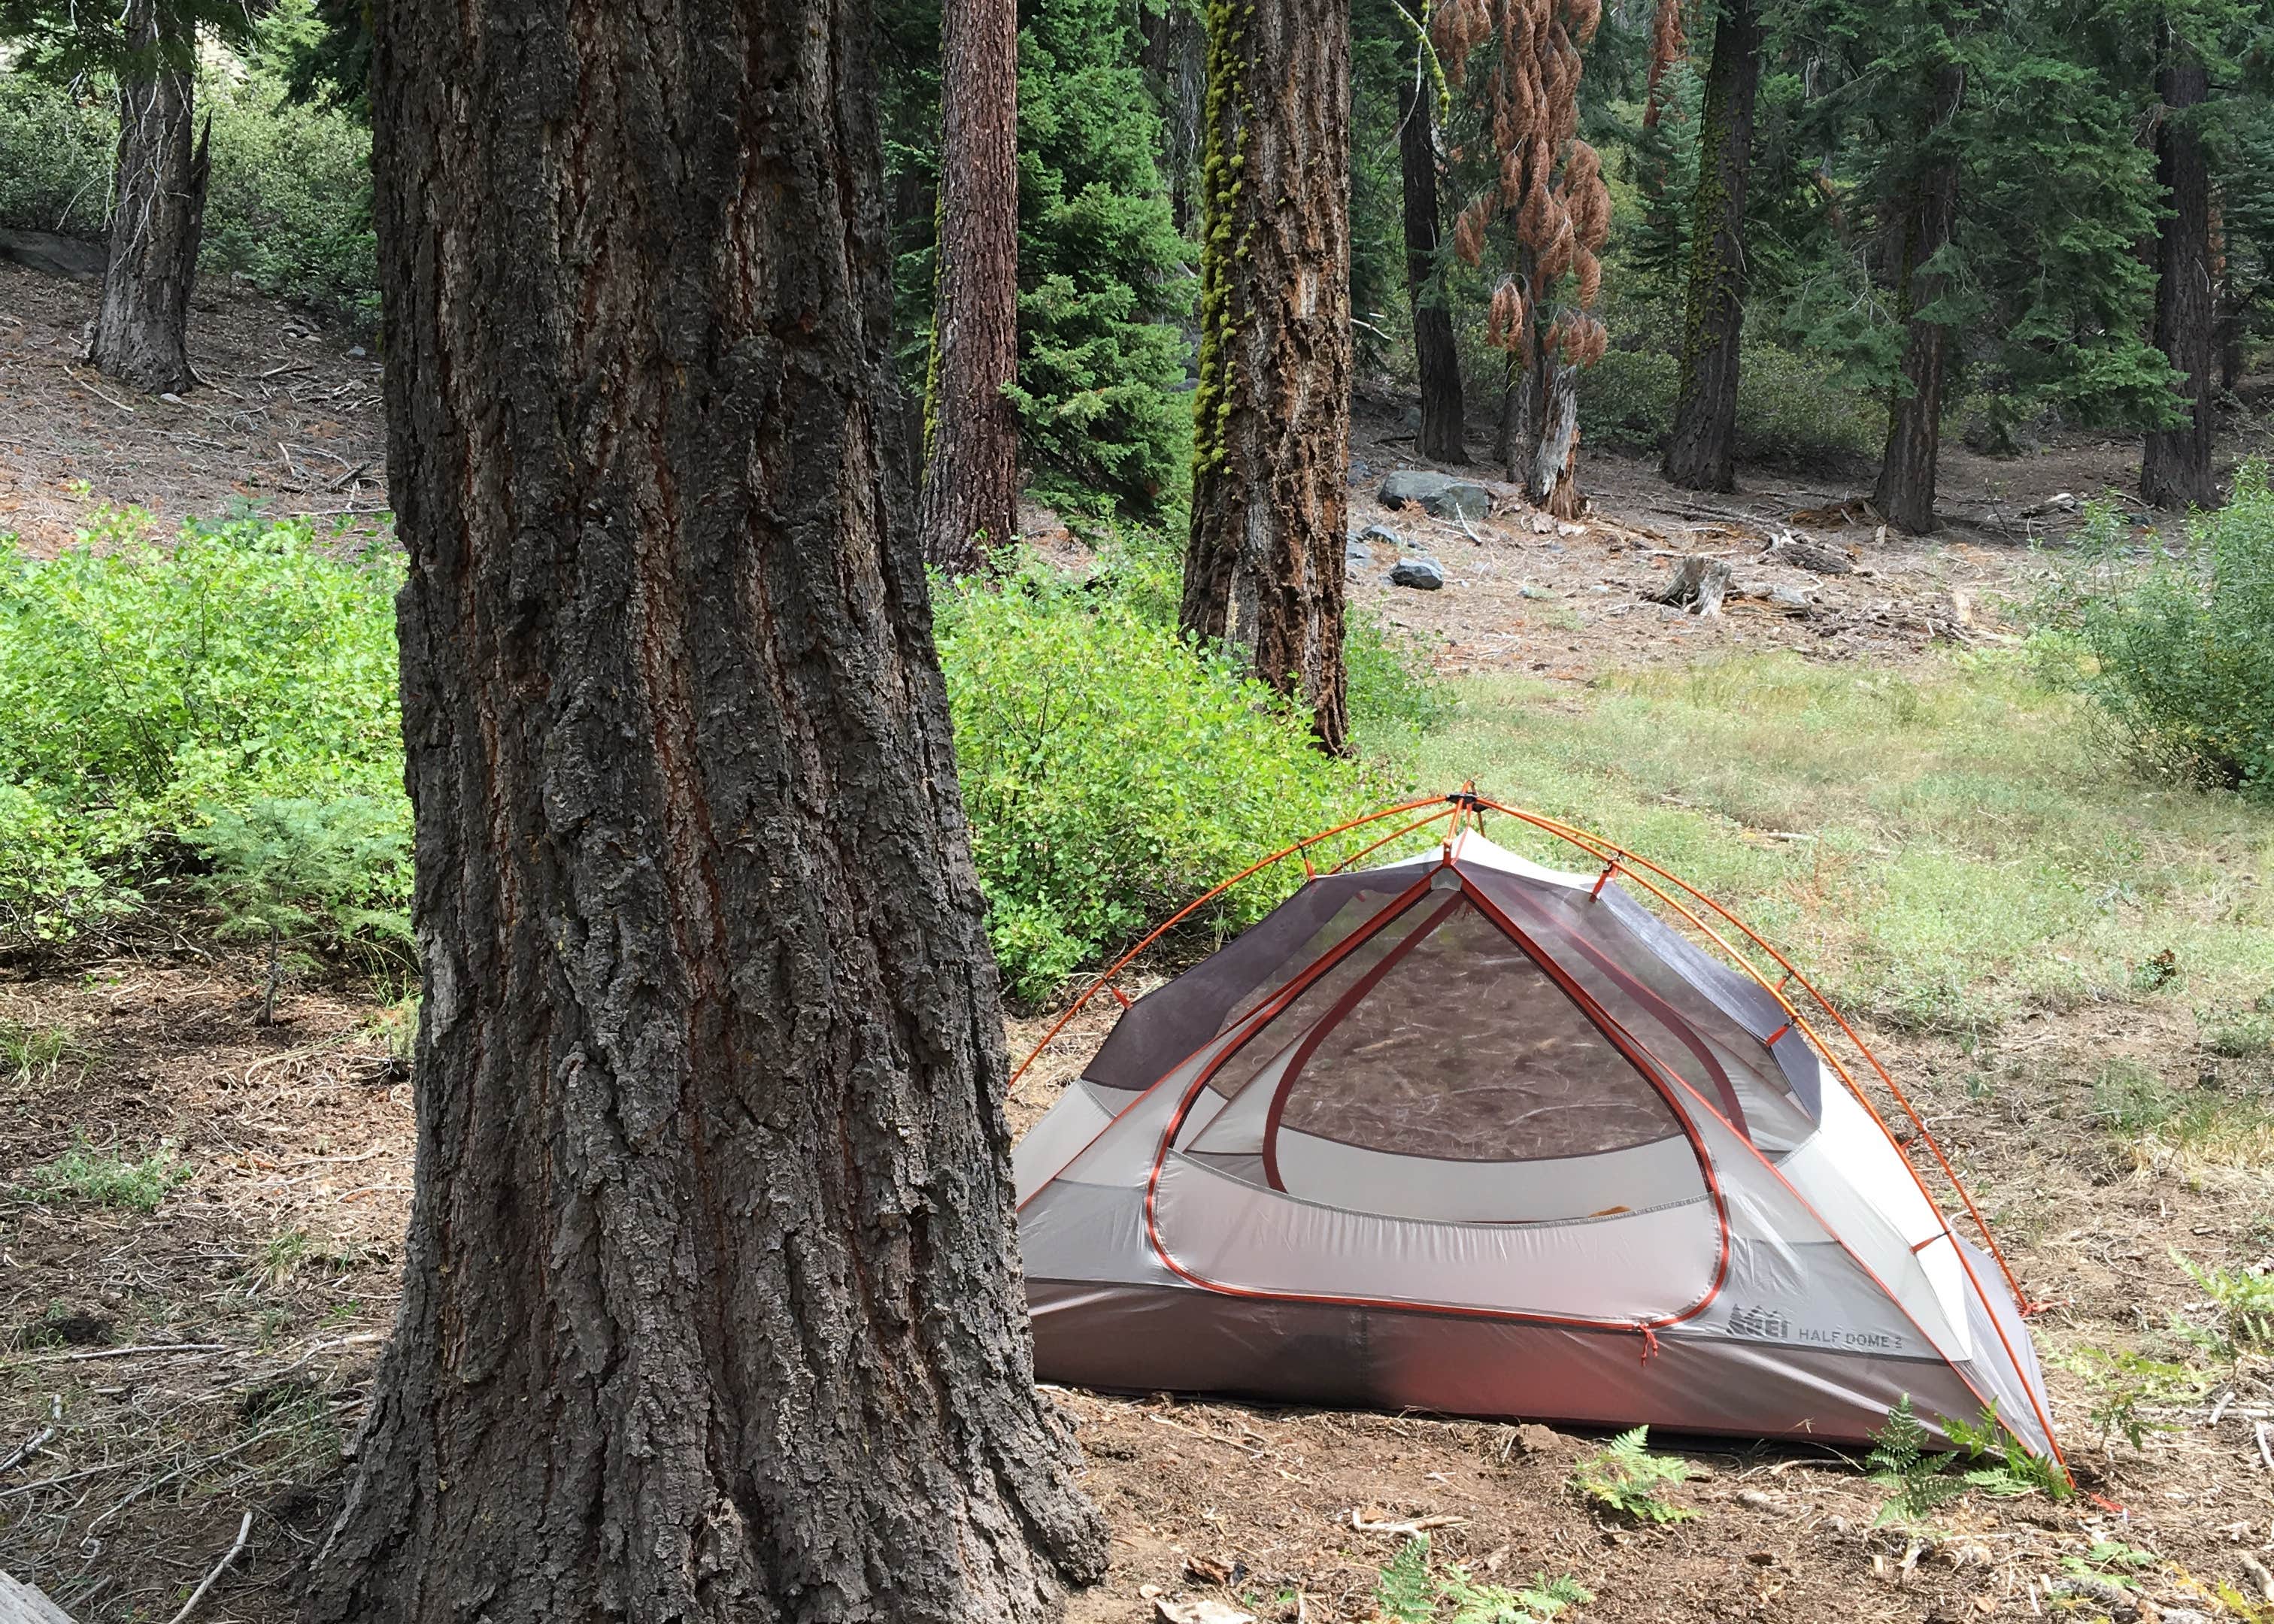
[6,264,2274,1624]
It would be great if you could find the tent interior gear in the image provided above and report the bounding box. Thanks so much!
[1011,797,2063,1471]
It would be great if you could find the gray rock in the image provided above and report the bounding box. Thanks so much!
[1344,542,1371,571]
[1376,469,1493,519]
[1357,523,1405,551]
[0,227,105,281]
[1388,556,1446,590]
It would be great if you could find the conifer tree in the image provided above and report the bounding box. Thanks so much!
[1182,0,1353,751]
[919,0,1022,572]
[1435,0,1616,518]
[1661,0,1763,492]
[0,0,256,392]
[2140,15,2218,508]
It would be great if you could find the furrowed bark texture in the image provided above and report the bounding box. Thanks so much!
[1659,0,1760,494]
[1872,62,1965,535]
[2140,44,2215,509]
[90,0,208,395]
[1397,68,1466,465]
[1182,0,1353,755]
[307,3,1108,1619]
[918,0,1021,572]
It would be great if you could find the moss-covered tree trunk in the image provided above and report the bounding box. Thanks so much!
[918,0,1022,572]
[1872,62,1965,535]
[89,0,208,395]
[1181,0,1352,755]
[2140,35,2216,510]
[1398,65,1466,464]
[304,0,1109,1616]
[1660,0,1761,494]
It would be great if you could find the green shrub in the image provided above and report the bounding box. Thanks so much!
[1347,607,1454,742]
[0,74,114,237]
[1733,343,1885,465]
[1376,1536,1591,1624]
[1573,342,1882,465]
[200,27,381,328]
[1568,1426,1698,1523]
[2032,465,2274,797]
[1576,347,1679,450]
[188,795,414,974]
[0,508,408,962]
[935,562,1375,1002]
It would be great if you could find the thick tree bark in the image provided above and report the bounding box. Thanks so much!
[1872,62,1965,535]
[1660,0,1762,494]
[307,3,1109,1619]
[2141,41,2216,509]
[89,0,208,395]
[919,0,1021,573]
[1396,65,1466,465]
[1182,0,1352,754]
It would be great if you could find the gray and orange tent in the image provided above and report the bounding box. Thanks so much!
[1011,791,2065,1471]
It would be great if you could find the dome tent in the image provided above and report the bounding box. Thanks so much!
[1010,792,2065,1471]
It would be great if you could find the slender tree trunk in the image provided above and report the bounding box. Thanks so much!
[2141,38,2216,510]
[1397,65,1466,464]
[1872,62,1965,535]
[1140,2,1207,237]
[1660,0,1762,493]
[919,0,1022,573]
[307,2,1109,1618]
[1182,0,1352,754]
[90,0,208,395]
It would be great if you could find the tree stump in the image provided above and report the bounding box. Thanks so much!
[1649,555,1733,616]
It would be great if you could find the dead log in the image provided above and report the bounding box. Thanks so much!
[1648,555,1733,617]
[1763,532,1856,574]
[0,1574,77,1624]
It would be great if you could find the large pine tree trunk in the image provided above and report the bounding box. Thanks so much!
[2140,40,2216,509]
[919,0,1021,573]
[306,2,1109,1618]
[1397,65,1466,465]
[1660,0,1761,494]
[1872,63,1965,535]
[89,0,208,395]
[1182,0,1352,754]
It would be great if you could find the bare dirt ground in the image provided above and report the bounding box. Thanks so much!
[5,266,2274,1622]
[0,261,389,555]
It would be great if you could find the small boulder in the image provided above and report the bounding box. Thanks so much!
[1377,469,1493,519]
[1357,522,1406,550]
[1389,556,1446,591]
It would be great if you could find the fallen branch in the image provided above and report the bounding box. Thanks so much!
[32,1343,226,1365]
[62,368,135,416]
[1350,1507,1467,1536]
[164,1510,252,1624]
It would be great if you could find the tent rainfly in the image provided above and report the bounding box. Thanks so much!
[1011,793,2065,1471]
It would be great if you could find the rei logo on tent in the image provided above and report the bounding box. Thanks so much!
[1008,791,2068,1477]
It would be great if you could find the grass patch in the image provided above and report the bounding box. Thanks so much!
[17,1142,190,1212]
[1404,651,2274,1034]
[0,1016,80,1081]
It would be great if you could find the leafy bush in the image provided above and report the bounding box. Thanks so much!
[1574,342,1882,465]
[1568,1426,1697,1524]
[201,11,381,328]
[0,508,409,962]
[2032,465,2274,797]
[0,74,114,237]
[935,561,1375,1002]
